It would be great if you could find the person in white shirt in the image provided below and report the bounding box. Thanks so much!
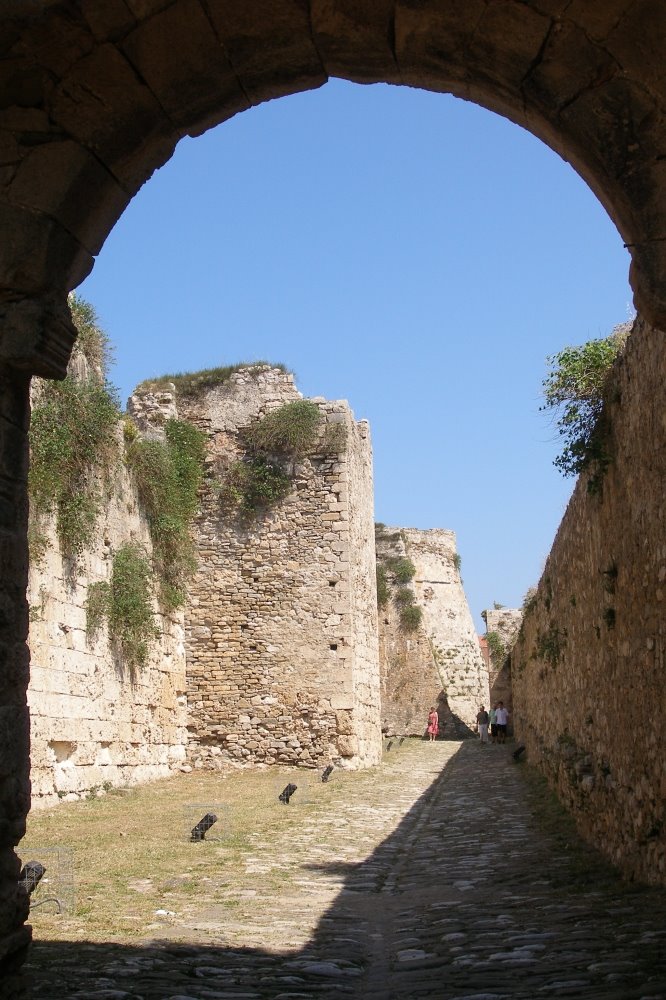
[495,701,509,743]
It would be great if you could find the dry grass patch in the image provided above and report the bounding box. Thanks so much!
[22,753,415,945]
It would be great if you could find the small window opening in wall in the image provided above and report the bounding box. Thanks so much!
[250,644,257,651]
[240,624,248,631]
[330,643,338,651]
[49,740,76,763]
[329,580,337,587]
[253,576,259,583]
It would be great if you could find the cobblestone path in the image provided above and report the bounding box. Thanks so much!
[27,740,666,999]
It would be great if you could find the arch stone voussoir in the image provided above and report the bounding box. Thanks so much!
[203,0,328,107]
[50,41,179,192]
[311,0,401,84]
[120,0,252,134]
[0,202,93,299]
[7,140,131,260]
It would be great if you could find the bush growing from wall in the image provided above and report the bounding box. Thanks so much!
[126,418,206,610]
[541,323,630,488]
[485,630,506,666]
[85,544,159,670]
[394,586,416,606]
[375,543,423,631]
[69,292,114,373]
[244,399,322,458]
[384,557,416,583]
[217,457,292,514]
[30,294,207,671]
[29,297,120,560]
[217,398,346,516]
[376,565,389,608]
[522,586,538,614]
[85,580,109,642]
[534,623,567,667]
[399,603,423,631]
[392,583,424,632]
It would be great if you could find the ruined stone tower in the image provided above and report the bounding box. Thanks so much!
[377,526,489,738]
[135,366,382,771]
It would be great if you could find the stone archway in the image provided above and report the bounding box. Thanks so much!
[1,1,665,986]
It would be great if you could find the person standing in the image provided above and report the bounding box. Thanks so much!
[489,703,498,743]
[426,706,439,742]
[476,705,489,745]
[495,701,509,743]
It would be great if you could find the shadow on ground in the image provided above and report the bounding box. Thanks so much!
[25,743,666,1000]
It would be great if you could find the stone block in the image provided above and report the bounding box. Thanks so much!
[311,0,399,83]
[9,140,131,258]
[50,42,178,193]
[337,734,358,758]
[335,710,354,736]
[121,0,250,133]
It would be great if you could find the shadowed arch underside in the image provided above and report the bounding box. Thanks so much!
[0,0,665,373]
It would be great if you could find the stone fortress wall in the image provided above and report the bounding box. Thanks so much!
[28,361,499,804]
[377,526,489,738]
[510,318,666,886]
[27,389,188,808]
[167,367,382,770]
[483,606,523,717]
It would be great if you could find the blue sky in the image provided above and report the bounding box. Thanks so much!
[80,79,632,632]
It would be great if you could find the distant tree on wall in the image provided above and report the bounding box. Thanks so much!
[541,322,630,489]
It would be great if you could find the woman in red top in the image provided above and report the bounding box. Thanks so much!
[426,707,439,742]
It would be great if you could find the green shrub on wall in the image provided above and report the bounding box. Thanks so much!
[218,457,292,514]
[376,565,389,608]
[69,292,114,373]
[385,557,416,583]
[126,418,206,610]
[394,586,416,606]
[399,603,423,632]
[86,544,159,671]
[534,623,567,667]
[30,294,208,671]
[392,584,424,633]
[374,545,422,628]
[485,630,506,664]
[541,324,629,488]
[85,580,109,642]
[244,399,323,458]
[217,398,346,516]
[29,362,120,559]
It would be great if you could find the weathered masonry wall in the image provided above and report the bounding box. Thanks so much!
[174,368,381,770]
[378,527,489,737]
[346,413,381,761]
[511,318,666,886]
[483,607,522,717]
[27,414,188,808]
